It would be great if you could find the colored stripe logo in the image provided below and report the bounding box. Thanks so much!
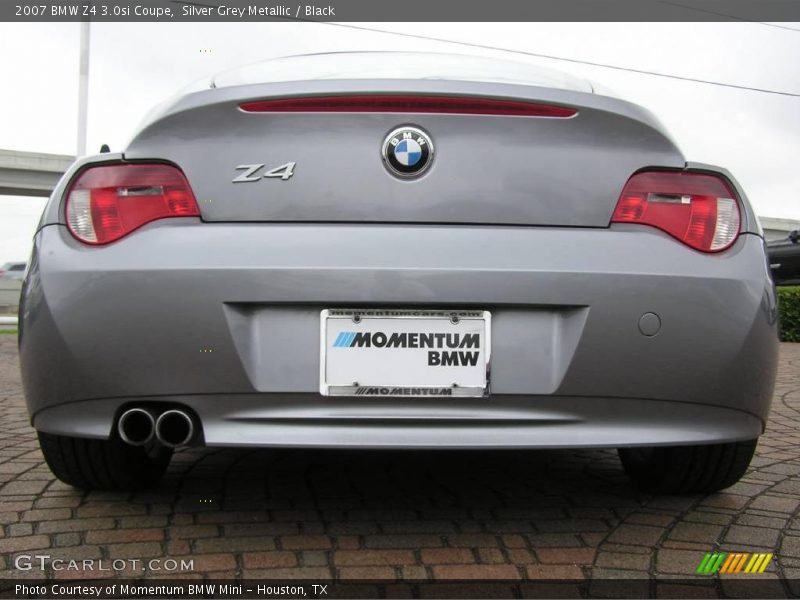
[332,332,357,347]
[696,552,773,574]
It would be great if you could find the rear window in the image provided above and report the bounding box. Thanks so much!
[210,52,593,93]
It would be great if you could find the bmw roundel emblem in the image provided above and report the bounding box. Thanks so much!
[382,126,434,178]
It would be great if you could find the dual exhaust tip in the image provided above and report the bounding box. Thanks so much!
[118,408,195,448]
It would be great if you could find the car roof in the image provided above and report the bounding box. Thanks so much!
[204,51,595,93]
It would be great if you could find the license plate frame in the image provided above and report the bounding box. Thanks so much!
[319,309,491,398]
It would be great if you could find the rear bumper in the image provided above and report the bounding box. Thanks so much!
[33,394,763,449]
[21,221,778,447]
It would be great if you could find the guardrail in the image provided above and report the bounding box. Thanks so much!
[0,279,22,314]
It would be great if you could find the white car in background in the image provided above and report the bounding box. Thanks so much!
[0,262,26,280]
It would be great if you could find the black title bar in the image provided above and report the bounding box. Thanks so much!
[1,578,796,599]
[4,0,800,22]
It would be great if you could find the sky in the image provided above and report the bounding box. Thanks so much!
[1,21,799,262]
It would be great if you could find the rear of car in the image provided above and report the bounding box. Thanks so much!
[19,53,778,492]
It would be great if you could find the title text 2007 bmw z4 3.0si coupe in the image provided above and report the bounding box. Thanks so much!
[19,52,778,492]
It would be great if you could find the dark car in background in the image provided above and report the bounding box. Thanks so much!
[768,230,800,286]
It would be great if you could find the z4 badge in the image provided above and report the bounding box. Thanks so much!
[232,162,295,183]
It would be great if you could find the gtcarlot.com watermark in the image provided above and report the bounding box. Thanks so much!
[15,554,194,572]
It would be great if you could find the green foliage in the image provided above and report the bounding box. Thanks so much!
[779,286,800,342]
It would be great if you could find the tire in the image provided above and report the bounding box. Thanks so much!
[38,431,172,490]
[618,439,758,494]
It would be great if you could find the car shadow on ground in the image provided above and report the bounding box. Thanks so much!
[115,447,649,519]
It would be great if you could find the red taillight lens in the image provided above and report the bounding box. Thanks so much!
[239,94,577,118]
[65,164,199,245]
[611,171,741,252]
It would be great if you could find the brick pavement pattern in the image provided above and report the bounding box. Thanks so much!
[1,335,799,588]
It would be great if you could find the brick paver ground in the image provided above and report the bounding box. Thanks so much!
[1,335,799,588]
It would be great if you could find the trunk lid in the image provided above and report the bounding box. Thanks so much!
[124,80,684,227]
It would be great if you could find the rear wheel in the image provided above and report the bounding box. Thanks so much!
[618,439,758,494]
[38,431,172,490]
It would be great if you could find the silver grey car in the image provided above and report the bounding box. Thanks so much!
[19,52,778,492]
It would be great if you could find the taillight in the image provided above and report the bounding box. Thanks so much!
[65,163,199,245]
[239,94,577,118]
[611,170,741,252]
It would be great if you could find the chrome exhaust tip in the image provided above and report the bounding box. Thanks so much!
[117,408,155,446]
[154,410,195,448]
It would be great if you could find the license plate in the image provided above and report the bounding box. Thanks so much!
[320,309,491,397]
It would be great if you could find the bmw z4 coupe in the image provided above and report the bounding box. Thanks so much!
[19,52,779,492]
